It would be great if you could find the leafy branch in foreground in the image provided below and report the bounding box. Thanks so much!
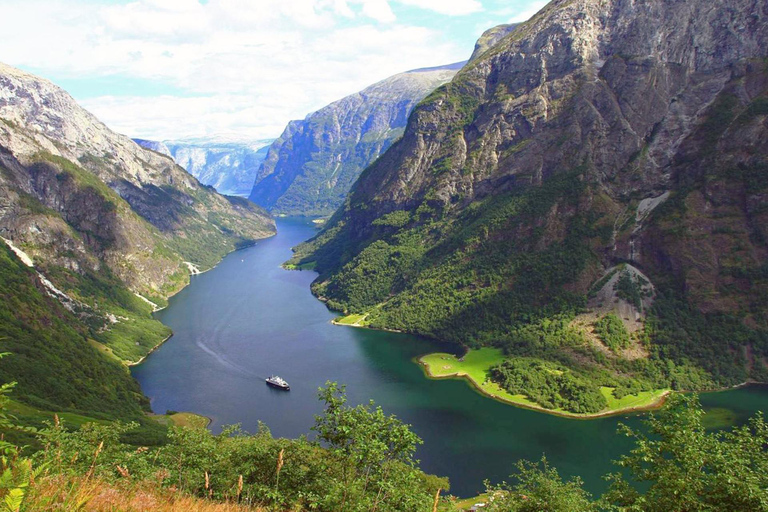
[312,381,448,511]
[603,393,768,511]
[484,394,768,512]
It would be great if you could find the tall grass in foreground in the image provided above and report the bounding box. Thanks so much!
[24,475,268,512]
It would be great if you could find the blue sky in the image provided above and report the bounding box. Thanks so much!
[0,0,546,141]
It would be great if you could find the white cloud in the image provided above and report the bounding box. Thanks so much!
[395,0,482,16]
[356,0,397,22]
[507,0,547,23]
[0,0,469,140]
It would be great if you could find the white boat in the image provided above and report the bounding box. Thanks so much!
[265,375,290,391]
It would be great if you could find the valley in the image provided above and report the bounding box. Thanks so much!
[1,0,767,509]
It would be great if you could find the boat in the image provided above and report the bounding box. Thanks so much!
[265,375,290,391]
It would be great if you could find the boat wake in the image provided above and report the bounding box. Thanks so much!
[195,340,258,378]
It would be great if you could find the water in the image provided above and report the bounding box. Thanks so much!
[132,217,768,497]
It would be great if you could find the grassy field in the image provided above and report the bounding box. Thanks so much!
[88,338,122,363]
[418,348,669,418]
[151,412,211,429]
[333,313,369,326]
[282,261,317,271]
[602,386,670,411]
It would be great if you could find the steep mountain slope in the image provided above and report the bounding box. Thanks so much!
[135,138,273,197]
[293,0,768,413]
[248,63,464,216]
[0,62,274,417]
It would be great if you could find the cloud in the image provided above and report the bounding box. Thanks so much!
[507,0,548,23]
[0,0,472,140]
[395,0,483,16]
[356,0,397,22]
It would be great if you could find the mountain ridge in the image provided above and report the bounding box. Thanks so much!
[291,0,768,413]
[0,61,275,418]
[134,138,274,197]
[248,62,465,216]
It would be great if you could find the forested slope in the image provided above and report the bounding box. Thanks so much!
[292,0,768,413]
[0,62,274,422]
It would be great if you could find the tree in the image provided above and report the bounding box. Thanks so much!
[603,393,768,511]
[483,457,597,512]
[312,381,447,511]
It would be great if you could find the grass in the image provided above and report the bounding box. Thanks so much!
[451,493,490,510]
[601,387,670,411]
[282,261,317,270]
[6,399,109,428]
[150,412,211,429]
[419,348,543,411]
[333,313,368,326]
[418,348,669,418]
[169,412,211,429]
[26,475,265,512]
[88,339,123,363]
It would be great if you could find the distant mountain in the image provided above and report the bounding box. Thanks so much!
[291,0,768,414]
[0,62,274,417]
[134,138,273,197]
[248,62,465,216]
[132,138,172,158]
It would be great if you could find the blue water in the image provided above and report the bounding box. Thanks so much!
[132,217,768,497]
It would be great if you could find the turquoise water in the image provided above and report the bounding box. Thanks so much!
[132,217,768,497]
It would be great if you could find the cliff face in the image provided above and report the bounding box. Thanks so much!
[0,62,274,411]
[0,62,274,296]
[294,0,768,405]
[248,63,464,216]
[135,138,273,197]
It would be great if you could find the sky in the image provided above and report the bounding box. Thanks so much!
[0,0,547,142]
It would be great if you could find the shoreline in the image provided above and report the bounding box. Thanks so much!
[327,313,766,419]
[130,234,275,369]
[330,316,672,419]
[150,411,213,429]
[330,315,767,413]
[127,231,278,427]
[416,353,671,420]
[127,334,173,367]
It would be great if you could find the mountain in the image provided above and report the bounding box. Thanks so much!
[134,138,273,197]
[0,62,274,418]
[291,0,768,413]
[248,62,465,216]
[132,138,172,158]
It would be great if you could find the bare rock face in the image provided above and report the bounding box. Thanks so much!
[135,138,273,197]
[467,23,519,63]
[248,62,464,216]
[0,61,274,330]
[299,0,768,351]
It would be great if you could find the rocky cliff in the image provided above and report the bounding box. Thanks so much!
[248,62,464,216]
[135,138,273,197]
[0,62,274,414]
[293,0,768,411]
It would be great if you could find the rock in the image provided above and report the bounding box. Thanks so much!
[134,137,273,197]
[248,62,465,216]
